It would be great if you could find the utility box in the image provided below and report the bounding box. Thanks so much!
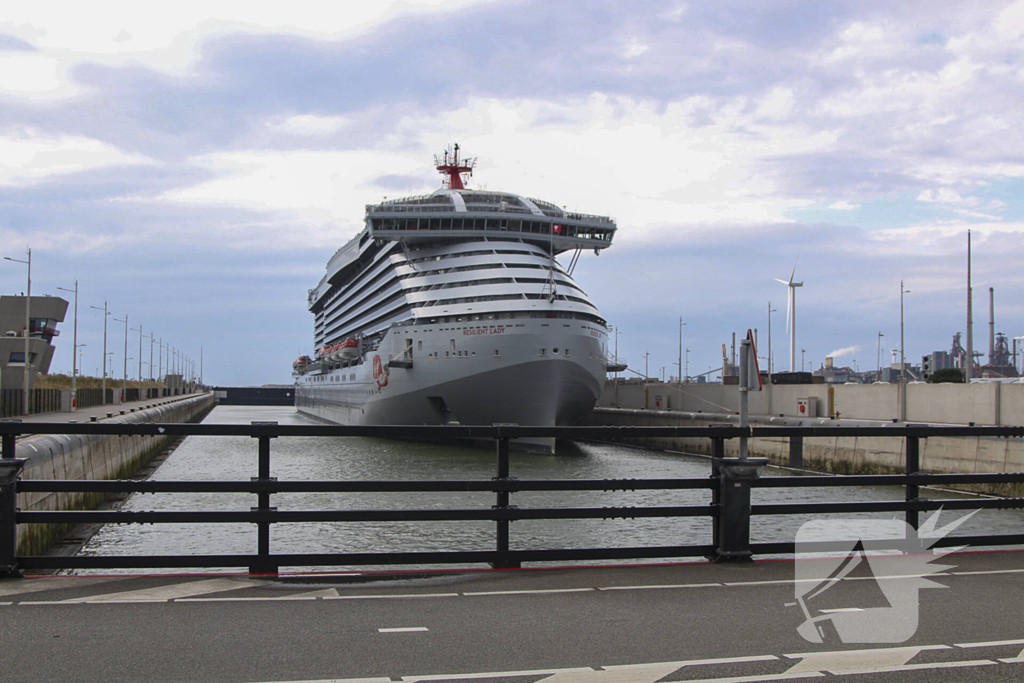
[797,398,817,417]
[654,395,668,410]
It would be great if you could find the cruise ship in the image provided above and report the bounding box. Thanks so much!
[294,146,624,451]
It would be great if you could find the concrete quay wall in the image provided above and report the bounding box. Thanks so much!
[13,393,215,556]
[603,379,1024,426]
[582,408,1024,495]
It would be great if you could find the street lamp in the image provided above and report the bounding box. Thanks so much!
[89,301,110,403]
[678,318,686,385]
[130,323,143,384]
[767,302,777,375]
[57,281,79,410]
[685,348,690,383]
[113,314,128,401]
[3,248,31,415]
[900,281,911,421]
[801,348,806,372]
[876,331,885,382]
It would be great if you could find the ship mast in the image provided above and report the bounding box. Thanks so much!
[434,143,476,190]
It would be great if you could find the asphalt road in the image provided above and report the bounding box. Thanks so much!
[1,549,1023,682]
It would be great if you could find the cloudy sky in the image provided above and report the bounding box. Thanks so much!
[2,0,1023,385]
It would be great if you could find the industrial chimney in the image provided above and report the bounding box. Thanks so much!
[989,287,995,365]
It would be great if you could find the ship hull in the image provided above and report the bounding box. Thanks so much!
[296,320,607,452]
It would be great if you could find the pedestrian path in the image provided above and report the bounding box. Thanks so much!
[4,392,209,426]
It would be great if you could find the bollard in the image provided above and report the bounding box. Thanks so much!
[249,422,279,575]
[710,457,767,562]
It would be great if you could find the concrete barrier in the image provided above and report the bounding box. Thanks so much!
[13,393,215,556]
[603,379,1024,425]
[583,407,1024,495]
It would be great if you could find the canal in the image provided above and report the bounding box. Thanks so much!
[74,406,1024,573]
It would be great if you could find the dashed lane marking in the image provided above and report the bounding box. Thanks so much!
[324,592,459,601]
[379,627,428,633]
[597,583,722,591]
[463,588,594,596]
[7,565,1022,605]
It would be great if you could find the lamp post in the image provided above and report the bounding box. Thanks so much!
[900,281,911,421]
[678,318,686,385]
[130,323,143,384]
[685,348,690,383]
[113,314,128,401]
[767,302,777,375]
[801,348,806,372]
[146,332,154,382]
[876,331,884,382]
[89,301,110,404]
[3,248,31,414]
[56,281,79,410]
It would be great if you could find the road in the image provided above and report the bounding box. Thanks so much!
[1,549,1022,682]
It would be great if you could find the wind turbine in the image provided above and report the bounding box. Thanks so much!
[774,257,803,372]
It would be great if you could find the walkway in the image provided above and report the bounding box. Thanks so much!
[1,549,1022,682]
[5,392,208,427]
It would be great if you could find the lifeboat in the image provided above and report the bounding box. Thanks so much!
[340,338,360,359]
[292,355,312,373]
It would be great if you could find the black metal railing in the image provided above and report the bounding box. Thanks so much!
[1,421,1023,576]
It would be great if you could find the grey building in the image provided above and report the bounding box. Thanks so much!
[0,295,68,392]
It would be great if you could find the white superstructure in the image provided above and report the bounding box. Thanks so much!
[294,146,623,450]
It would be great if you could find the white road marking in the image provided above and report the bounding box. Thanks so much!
[951,568,1024,576]
[463,588,594,596]
[179,588,340,602]
[45,577,261,604]
[378,627,428,633]
[828,660,997,675]
[597,583,721,591]
[784,645,948,674]
[324,592,458,601]
[0,576,122,598]
[240,641,1024,683]
[955,638,1024,648]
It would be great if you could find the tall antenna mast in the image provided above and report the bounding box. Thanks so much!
[434,143,476,190]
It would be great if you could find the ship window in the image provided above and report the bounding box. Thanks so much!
[553,347,559,354]
[540,348,546,355]
[441,218,452,229]
[565,349,571,356]
[494,350,500,357]
[418,340,422,351]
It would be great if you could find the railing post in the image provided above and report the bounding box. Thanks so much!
[491,430,520,569]
[906,434,920,546]
[250,421,278,575]
[1,421,26,578]
[789,435,803,469]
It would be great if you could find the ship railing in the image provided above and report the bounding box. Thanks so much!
[2,422,1023,576]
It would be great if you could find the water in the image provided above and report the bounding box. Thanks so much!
[74,406,1024,573]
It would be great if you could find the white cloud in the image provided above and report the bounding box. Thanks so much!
[266,114,349,136]
[828,201,860,210]
[0,131,153,185]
